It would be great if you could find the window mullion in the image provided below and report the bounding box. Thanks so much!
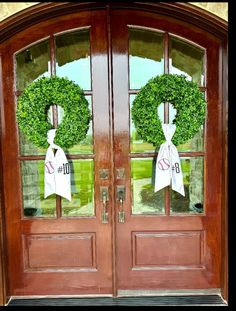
[49,34,58,128]
[164,32,171,216]
[50,34,61,218]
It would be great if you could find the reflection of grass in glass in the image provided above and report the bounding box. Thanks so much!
[62,160,94,216]
[132,156,190,183]
[131,159,164,214]
[181,159,190,184]
[37,160,94,217]
[131,158,192,214]
[66,142,93,155]
[132,159,153,180]
[37,161,56,216]
[131,140,156,153]
[131,127,204,153]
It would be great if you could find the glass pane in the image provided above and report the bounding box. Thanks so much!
[177,125,204,152]
[169,36,205,86]
[130,95,159,153]
[19,106,53,156]
[131,158,165,214]
[16,40,50,91]
[176,91,205,151]
[170,157,204,214]
[58,96,93,155]
[21,161,56,217]
[129,28,164,90]
[19,130,47,156]
[55,30,91,90]
[62,159,94,216]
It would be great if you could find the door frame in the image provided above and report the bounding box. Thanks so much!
[0,2,228,305]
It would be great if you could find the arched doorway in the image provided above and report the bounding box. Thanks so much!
[0,2,228,303]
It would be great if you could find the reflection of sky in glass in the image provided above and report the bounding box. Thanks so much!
[130,57,164,89]
[56,57,91,90]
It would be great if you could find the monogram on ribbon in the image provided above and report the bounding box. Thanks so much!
[44,129,71,201]
[155,123,185,196]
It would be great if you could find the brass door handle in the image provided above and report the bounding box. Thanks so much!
[117,186,125,223]
[100,187,109,224]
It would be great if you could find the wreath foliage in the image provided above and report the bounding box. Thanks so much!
[16,76,91,149]
[131,74,206,148]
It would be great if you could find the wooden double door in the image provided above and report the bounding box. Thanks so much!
[2,8,222,296]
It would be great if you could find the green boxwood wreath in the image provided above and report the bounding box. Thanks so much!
[131,74,206,148]
[16,76,92,149]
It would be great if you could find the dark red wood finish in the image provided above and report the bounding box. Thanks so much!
[0,2,228,302]
[1,10,113,296]
[111,9,223,291]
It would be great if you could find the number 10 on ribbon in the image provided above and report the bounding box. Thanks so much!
[57,163,70,175]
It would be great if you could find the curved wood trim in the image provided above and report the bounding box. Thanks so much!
[0,2,228,44]
[0,55,7,306]
[0,0,228,304]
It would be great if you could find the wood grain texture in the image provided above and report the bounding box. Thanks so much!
[111,8,224,291]
[132,231,204,267]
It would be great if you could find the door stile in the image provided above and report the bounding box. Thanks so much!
[110,12,132,291]
[1,47,24,293]
[0,54,7,306]
[105,5,118,297]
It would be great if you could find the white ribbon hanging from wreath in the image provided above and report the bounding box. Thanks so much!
[44,129,71,201]
[154,123,185,196]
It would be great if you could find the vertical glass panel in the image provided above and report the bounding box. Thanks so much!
[62,159,94,216]
[130,95,160,153]
[21,161,56,217]
[58,96,93,155]
[55,30,91,90]
[131,158,165,214]
[16,40,50,91]
[169,36,205,86]
[170,157,204,214]
[129,28,164,90]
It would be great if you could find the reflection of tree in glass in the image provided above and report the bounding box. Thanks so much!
[171,185,190,212]
[140,184,164,211]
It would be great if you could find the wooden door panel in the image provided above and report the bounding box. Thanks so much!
[23,233,96,270]
[2,10,113,296]
[111,9,222,292]
[132,231,204,267]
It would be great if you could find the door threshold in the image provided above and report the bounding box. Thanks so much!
[117,288,222,297]
[7,294,227,306]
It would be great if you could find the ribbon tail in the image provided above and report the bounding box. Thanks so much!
[170,144,185,196]
[44,129,71,201]
[154,143,171,192]
[44,147,56,198]
[54,148,71,201]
